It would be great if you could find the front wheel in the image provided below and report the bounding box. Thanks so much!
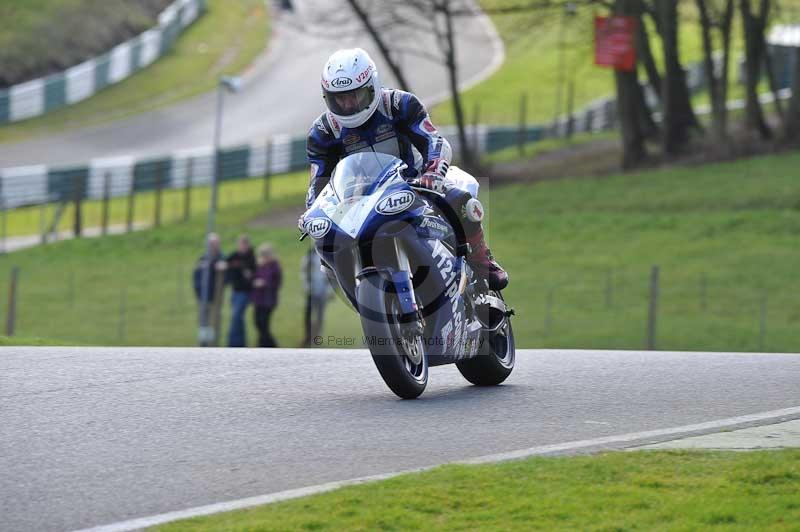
[358,274,428,399]
[456,293,515,386]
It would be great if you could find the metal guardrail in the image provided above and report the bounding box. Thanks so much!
[0,0,207,124]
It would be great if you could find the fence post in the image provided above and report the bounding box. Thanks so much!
[102,171,111,236]
[263,139,272,201]
[184,158,193,222]
[40,203,47,244]
[126,171,136,233]
[700,272,707,311]
[73,172,83,238]
[647,265,660,350]
[517,92,527,156]
[177,266,184,309]
[0,195,6,255]
[5,266,19,337]
[68,269,75,308]
[566,80,575,138]
[605,268,614,309]
[759,292,768,351]
[154,161,164,228]
[118,287,127,343]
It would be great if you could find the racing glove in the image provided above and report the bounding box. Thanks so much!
[418,158,449,194]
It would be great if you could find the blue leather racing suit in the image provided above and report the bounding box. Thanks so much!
[305,88,452,208]
[304,87,509,291]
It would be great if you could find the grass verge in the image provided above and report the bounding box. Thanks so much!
[154,449,800,531]
[0,0,270,143]
[0,335,76,346]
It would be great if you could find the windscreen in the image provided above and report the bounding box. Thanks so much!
[331,152,405,201]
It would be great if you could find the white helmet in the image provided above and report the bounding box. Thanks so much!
[321,48,381,129]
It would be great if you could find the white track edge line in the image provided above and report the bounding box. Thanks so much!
[74,405,800,532]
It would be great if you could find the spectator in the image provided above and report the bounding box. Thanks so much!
[225,234,256,347]
[301,247,333,347]
[193,232,226,346]
[252,243,283,347]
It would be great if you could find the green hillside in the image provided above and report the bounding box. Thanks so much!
[0,0,269,142]
[0,0,172,87]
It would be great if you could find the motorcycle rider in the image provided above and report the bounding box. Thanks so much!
[302,48,508,291]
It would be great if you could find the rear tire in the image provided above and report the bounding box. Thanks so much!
[456,295,515,386]
[358,274,428,399]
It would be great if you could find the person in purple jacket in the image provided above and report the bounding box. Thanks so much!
[251,243,282,347]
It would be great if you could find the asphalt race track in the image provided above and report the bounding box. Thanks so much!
[0,0,502,168]
[1,347,799,531]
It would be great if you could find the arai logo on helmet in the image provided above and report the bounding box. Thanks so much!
[376,191,415,215]
[305,218,331,239]
[330,77,353,89]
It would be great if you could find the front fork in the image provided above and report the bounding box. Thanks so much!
[355,239,423,333]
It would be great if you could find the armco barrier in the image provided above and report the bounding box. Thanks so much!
[0,0,207,124]
[0,116,617,210]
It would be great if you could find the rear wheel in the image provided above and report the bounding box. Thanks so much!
[456,293,515,386]
[358,274,428,399]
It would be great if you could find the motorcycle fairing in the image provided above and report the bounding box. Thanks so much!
[302,152,484,364]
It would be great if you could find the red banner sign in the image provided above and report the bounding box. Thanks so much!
[594,15,637,72]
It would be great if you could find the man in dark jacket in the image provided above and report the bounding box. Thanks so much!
[225,234,257,347]
[193,232,225,346]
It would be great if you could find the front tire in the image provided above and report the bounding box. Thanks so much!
[358,274,428,399]
[456,294,515,386]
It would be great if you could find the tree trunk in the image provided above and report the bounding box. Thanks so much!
[637,10,662,103]
[764,43,786,126]
[615,0,648,168]
[740,0,772,139]
[697,0,732,144]
[784,46,800,140]
[634,64,659,139]
[441,0,475,169]
[656,0,699,155]
[719,0,734,140]
[344,0,413,92]
[616,70,648,168]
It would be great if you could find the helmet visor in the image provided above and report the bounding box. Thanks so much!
[323,85,375,117]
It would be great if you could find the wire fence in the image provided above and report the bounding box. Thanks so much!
[0,262,794,351]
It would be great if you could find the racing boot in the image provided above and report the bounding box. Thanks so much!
[465,224,508,291]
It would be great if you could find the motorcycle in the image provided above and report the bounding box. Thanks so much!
[301,152,514,399]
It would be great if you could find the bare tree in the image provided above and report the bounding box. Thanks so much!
[632,4,659,140]
[654,0,701,155]
[784,47,800,140]
[613,0,649,167]
[740,0,772,138]
[637,6,663,102]
[696,0,735,145]
[342,0,413,92]
[763,38,787,128]
[332,0,495,169]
